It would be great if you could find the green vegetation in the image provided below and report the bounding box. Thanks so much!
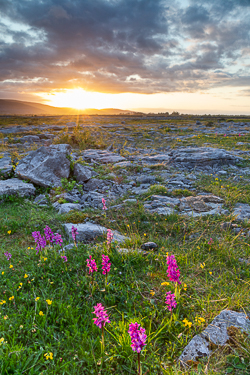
[54,126,106,150]
[0,197,249,374]
[196,175,250,207]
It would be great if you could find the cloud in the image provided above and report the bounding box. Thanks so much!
[0,0,249,98]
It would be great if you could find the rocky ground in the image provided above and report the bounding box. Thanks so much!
[0,115,250,373]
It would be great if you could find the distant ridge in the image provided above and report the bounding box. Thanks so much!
[0,99,143,115]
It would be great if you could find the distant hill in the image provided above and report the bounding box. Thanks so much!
[0,99,143,115]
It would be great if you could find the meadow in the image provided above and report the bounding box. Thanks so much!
[0,115,250,374]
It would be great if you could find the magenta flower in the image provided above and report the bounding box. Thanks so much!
[128,322,147,353]
[71,225,78,242]
[166,254,181,284]
[44,225,54,244]
[165,291,177,312]
[92,303,110,329]
[61,255,68,262]
[102,197,107,210]
[53,233,63,246]
[239,133,241,136]
[208,238,213,245]
[107,229,113,245]
[4,252,12,261]
[86,255,97,274]
[101,254,111,275]
[32,231,46,254]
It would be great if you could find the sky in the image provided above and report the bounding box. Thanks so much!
[0,0,250,114]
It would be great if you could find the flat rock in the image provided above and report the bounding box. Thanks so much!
[73,163,92,183]
[169,147,241,166]
[15,144,71,187]
[20,135,40,143]
[0,153,13,177]
[201,309,250,346]
[137,175,156,184]
[151,195,180,207]
[113,161,132,168]
[150,206,175,215]
[63,222,129,243]
[180,195,225,216]
[0,178,35,198]
[58,203,82,214]
[233,203,250,222]
[179,310,250,365]
[179,335,210,365]
[140,154,170,164]
[82,149,125,163]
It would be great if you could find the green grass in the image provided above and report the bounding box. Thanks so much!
[195,175,250,207]
[0,198,250,374]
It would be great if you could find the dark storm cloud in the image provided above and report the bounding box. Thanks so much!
[0,0,250,97]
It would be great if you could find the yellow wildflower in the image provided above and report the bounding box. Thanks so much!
[1,272,4,275]
[19,283,23,286]
[7,230,11,235]
[24,274,28,278]
[161,282,170,286]
[39,311,44,316]
[209,271,212,275]
[0,300,6,305]
[183,283,187,291]
[195,317,205,325]
[4,315,8,320]
[183,318,192,328]
[200,262,205,269]
[9,265,13,269]
[46,299,52,305]
[44,352,53,360]
[150,290,155,296]
[35,297,40,301]
[9,296,14,301]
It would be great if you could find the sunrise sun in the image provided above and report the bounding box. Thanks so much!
[39,88,115,110]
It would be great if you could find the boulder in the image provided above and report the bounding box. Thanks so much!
[169,147,241,166]
[63,222,129,243]
[179,310,250,365]
[73,163,92,183]
[0,178,35,198]
[15,144,71,187]
[0,153,13,177]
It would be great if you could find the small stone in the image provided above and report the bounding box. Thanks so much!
[220,222,232,230]
[141,242,158,250]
